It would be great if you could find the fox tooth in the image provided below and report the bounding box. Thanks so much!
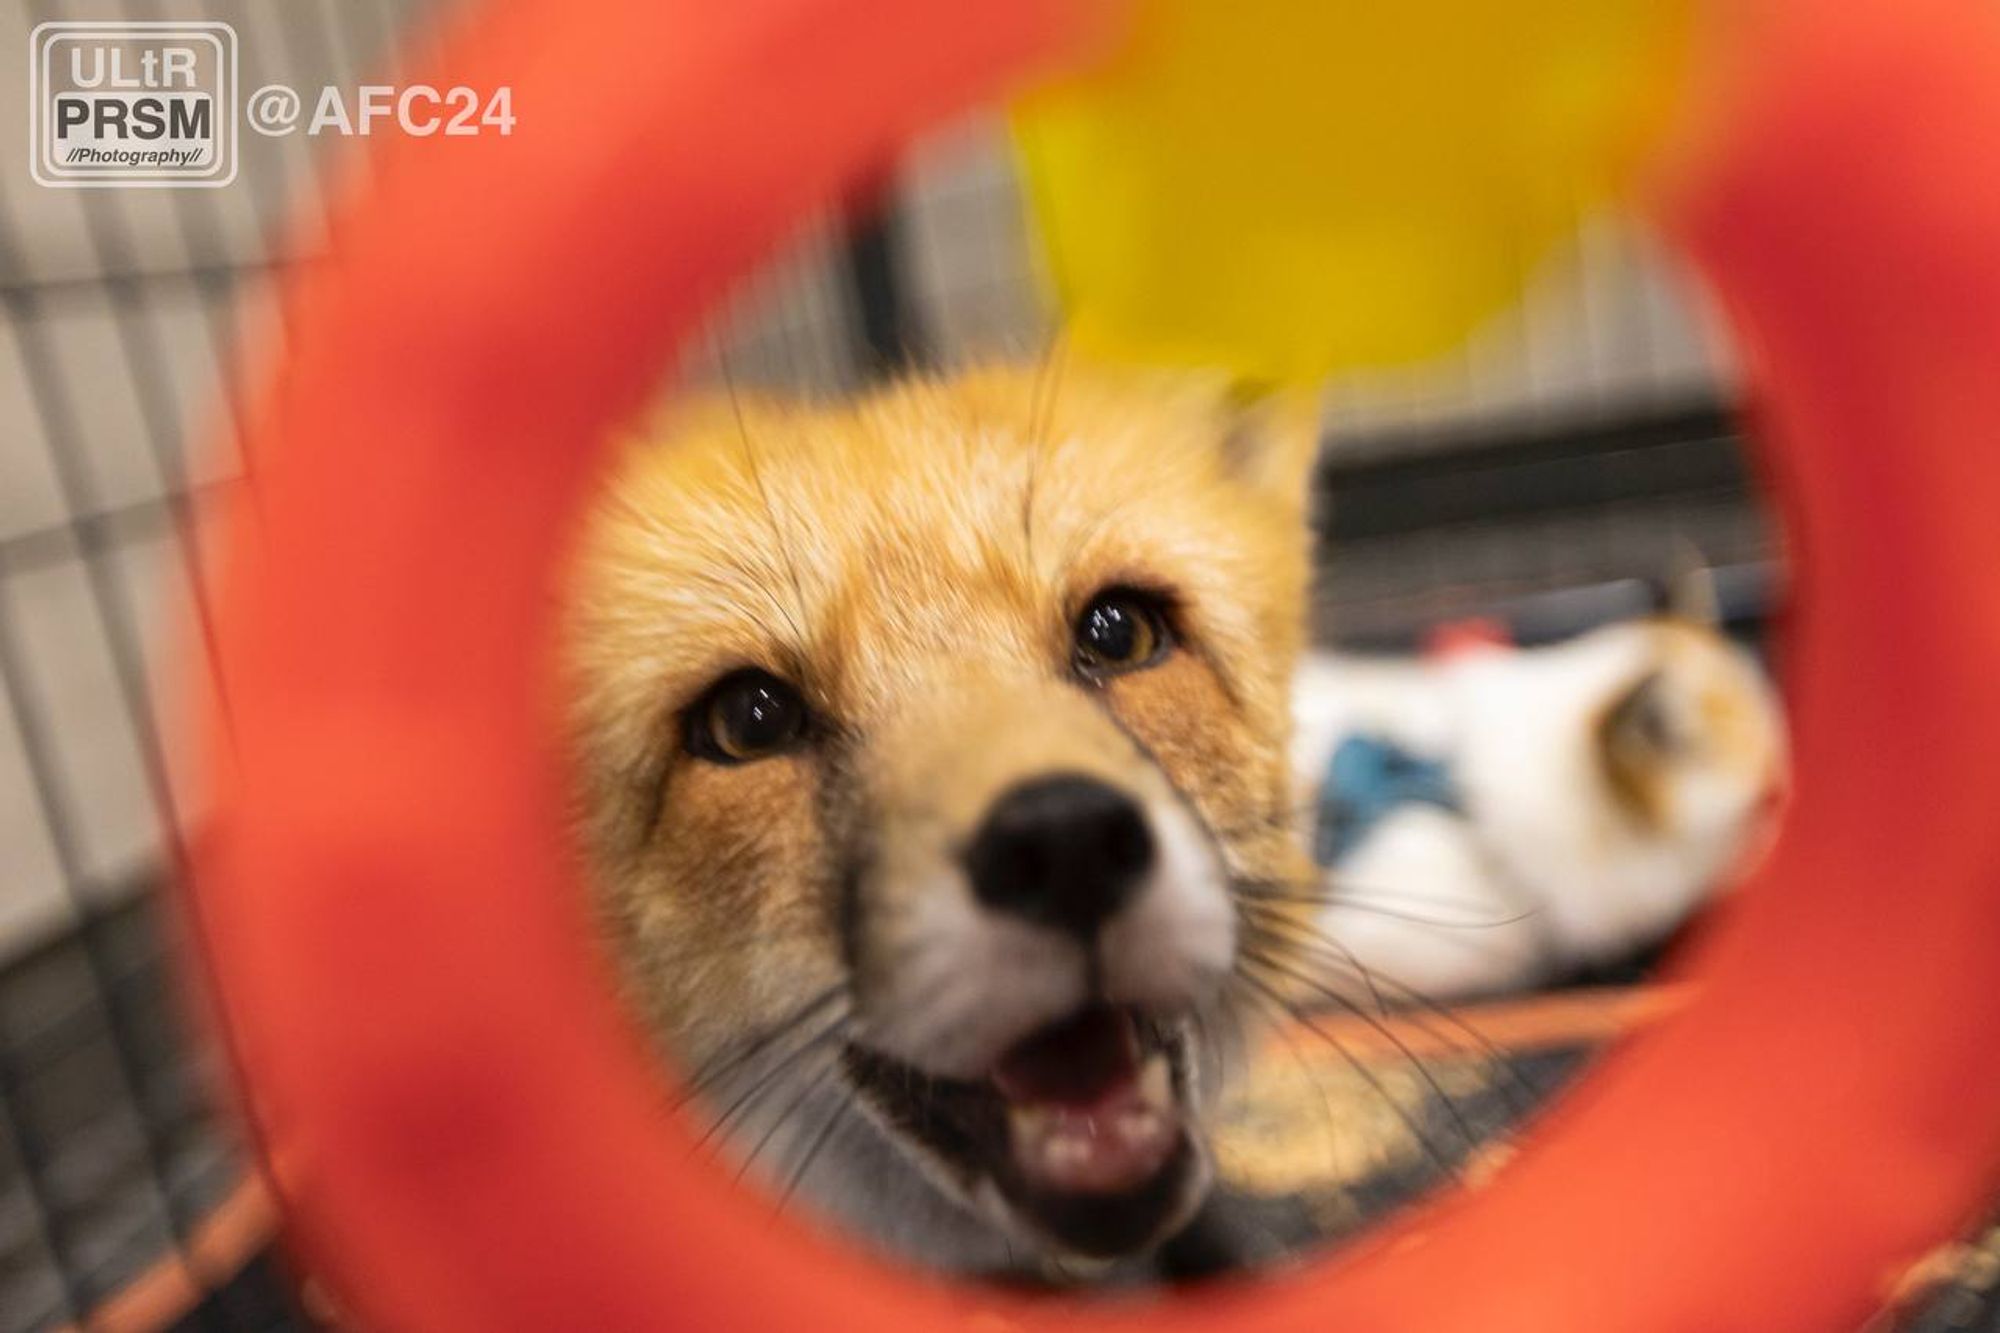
[1138,1055,1172,1110]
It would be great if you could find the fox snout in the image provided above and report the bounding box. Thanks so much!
[964,774,1153,939]
[845,680,1236,1083]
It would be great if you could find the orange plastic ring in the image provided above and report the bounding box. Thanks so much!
[194,0,2000,1328]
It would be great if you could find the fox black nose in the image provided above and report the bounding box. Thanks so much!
[964,774,1154,938]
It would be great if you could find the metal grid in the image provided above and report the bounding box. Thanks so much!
[0,8,1778,1329]
[887,119,1773,644]
[0,0,459,1000]
[0,4,424,1327]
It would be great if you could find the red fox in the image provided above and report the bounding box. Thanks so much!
[565,366,1323,1275]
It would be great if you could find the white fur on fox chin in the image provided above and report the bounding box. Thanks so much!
[1291,622,1781,1002]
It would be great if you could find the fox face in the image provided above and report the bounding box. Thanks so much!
[566,366,1319,1268]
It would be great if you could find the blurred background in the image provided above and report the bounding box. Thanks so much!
[0,1,1783,1328]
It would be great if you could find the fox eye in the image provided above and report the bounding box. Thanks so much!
[1073,589,1172,679]
[686,669,808,764]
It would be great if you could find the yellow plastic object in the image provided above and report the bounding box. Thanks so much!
[1014,0,1689,380]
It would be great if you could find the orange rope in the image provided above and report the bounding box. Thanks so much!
[1264,984,1690,1063]
[63,1175,278,1333]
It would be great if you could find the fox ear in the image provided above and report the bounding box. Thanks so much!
[1218,380,1324,512]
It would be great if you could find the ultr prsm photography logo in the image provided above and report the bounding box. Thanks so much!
[29,21,238,188]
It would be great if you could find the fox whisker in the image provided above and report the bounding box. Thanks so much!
[719,354,813,654]
[1236,943,1482,1151]
[695,1008,855,1155]
[1234,874,1541,930]
[1236,911,1539,1111]
[1020,329,1067,569]
[1230,959,1466,1179]
[672,981,848,1110]
[732,1046,852,1184]
[779,1091,860,1207]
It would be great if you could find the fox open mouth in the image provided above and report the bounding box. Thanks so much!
[844,1005,1203,1258]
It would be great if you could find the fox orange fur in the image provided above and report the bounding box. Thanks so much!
[565,365,1320,1275]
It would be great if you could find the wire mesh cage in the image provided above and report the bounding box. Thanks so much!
[0,2,1812,1328]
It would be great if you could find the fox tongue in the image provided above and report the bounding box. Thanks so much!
[994,1008,1179,1195]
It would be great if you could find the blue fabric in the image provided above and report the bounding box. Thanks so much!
[1313,733,1461,866]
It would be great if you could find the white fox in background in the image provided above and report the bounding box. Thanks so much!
[1292,599,1785,1004]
